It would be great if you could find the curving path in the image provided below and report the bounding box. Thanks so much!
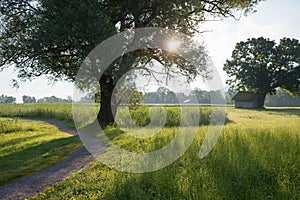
[0,119,96,200]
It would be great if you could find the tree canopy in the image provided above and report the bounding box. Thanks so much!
[1,0,262,79]
[0,0,263,124]
[224,37,300,108]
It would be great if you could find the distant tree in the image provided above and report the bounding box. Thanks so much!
[4,96,16,104]
[143,88,227,104]
[190,89,211,104]
[22,95,36,104]
[0,95,16,104]
[0,95,6,103]
[224,37,300,108]
[225,88,235,104]
[189,89,227,104]
[176,92,190,104]
[156,87,179,104]
[143,87,177,104]
[166,91,177,104]
[37,95,70,103]
[67,96,73,102]
[143,92,159,104]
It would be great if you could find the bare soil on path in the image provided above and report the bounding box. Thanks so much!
[0,119,95,200]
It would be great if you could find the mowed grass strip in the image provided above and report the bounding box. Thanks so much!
[0,118,82,186]
[30,108,300,199]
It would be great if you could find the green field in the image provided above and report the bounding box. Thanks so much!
[0,104,299,199]
[0,103,75,127]
[0,117,82,186]
[0,103,222,128]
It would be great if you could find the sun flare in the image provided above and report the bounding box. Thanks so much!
[167,39,181,51]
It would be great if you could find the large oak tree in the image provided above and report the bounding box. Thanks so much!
[224,37,300,108]
[1,0,263,125]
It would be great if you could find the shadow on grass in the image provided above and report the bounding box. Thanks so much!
[266,108,300,116]
[0,133,51,149]
[0,136,79,186]
[230,107,300,117]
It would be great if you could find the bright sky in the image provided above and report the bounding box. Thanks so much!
[0,0,299,103]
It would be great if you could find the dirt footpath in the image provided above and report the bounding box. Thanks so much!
[0,119,95,200]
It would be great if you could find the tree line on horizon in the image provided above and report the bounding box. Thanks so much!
[1,87,299,106]
[81,86,300,106]
[143,87,300,106]
[0,95,16,104]
[0,95,72,104]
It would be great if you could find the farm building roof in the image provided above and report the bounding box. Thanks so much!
[232,92,259,101]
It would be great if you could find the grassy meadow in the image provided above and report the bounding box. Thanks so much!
[0,103,222,128]
[0,117,82,186]
[0,103,75,127]
[0,103,299,199]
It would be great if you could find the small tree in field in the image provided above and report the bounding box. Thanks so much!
[22,95,36,104]
[224,37,300,108]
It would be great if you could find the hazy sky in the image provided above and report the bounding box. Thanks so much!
[0,0,299,103]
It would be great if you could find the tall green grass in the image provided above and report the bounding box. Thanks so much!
[115,106,222,127]
[0,103,227,128]
[30,107,300,199]
[1,104,299,199]
[31,125,300,199]
[0,103,74,126]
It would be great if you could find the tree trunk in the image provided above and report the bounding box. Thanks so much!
[257,93,267,109]
[97,77,117,127]
[96,53,137,127]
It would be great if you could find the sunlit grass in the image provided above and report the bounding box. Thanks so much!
[30,107,300,199]
[0,103,299,198]
[0,118,82,186]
